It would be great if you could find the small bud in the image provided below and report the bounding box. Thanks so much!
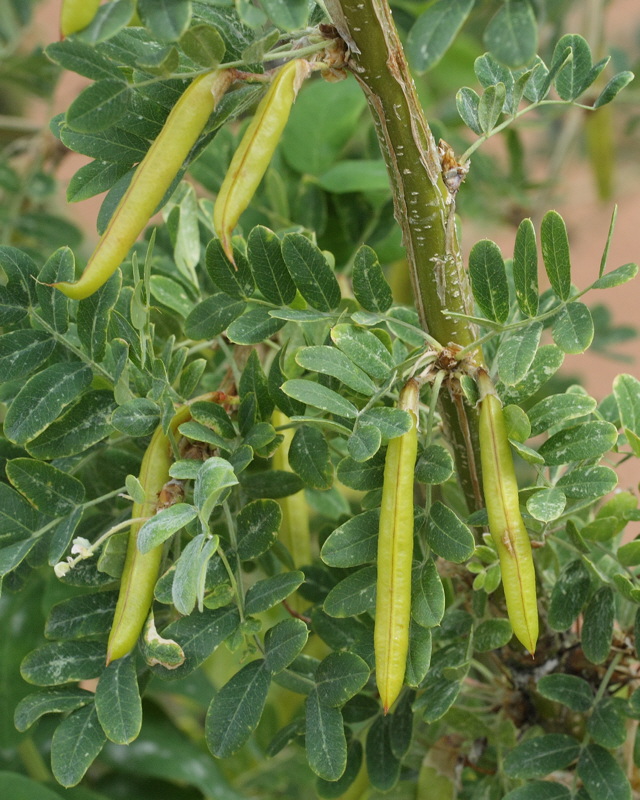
[54,562,71,578]
[71,537,92,558]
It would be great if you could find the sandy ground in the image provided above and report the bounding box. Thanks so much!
[25,2,640,489]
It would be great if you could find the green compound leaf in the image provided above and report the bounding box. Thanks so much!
[227,307,286,345]
[21,641,106,686]
[331,323,394,381]
[295,346,376,396]
[4,362,93,445]
[469,239,509,323]
[478,82,506,133]
[77,270,121,361]
[95,653,142,745]
[26,389,116,460]
[66,78,131,133]
[366,714,401,792]
[553,34,592,100]
[138,0,191,42]
[483,0,538,68]
[406,0,475,74]
[503,404,531,443]
[594,71,635,108]
[261,0,309,31]
[537,674,594,712]
[348,424,382,462]
[552,302,594,354]
[513,217,539,317]
[315,652,370,707]
[336,451,385,491]
[497,323,542,386]
[317,160,388,194]
[504,733,580,779]
[587,697,627,748]
[613,373,640,436]
[244,572,305,616]
[577,744,631,800]
[205,660,270,757]
[321,509,379,568]
[411,559,445,628]
[111,397,161,436]
[305,689,347,781]
[541,211,571,300]
[581,586,614,665]
[6,458,85,516]
[282,379,358,419]
[45,591,119,641]
[14,688,95,733]
[503,782,570,800]
[427,502,475,563]
[456,87,482,134]
[282,233,341,312]
[526,488,566,522]
[316,738,363,799]
[474,618,513,652]
[323,565,377,618]
[592,261,638,289]
[137,504,199,554]
[538,420,617,464]
[179,23,225,68]
[359,407,412,444]
[288,425,333,490]
[528,393,597,437]
[405,623,432,687]
[247,225,296,306]
[184,293,246,339]
[0,330,55,382]
[51,704,106,787]
[263,618,308,675]
[172,534,218,616]
[548,559,591,631]
[415,444,454,484]
[236,499,281,561]
[352,245,393,313]
[150,605,240,681]
[76,0,136,44]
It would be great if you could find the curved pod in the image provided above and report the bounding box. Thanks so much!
[479,389,538,654]
[106,405,192,663]
[213,59,310,262]
[374,379,419,713]
[55,69,234,300]
[61,0,101,36]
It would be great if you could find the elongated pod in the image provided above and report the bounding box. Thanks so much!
[271,409,312,570]
[106,405,192,664]
[55,69,234,300]
[374,379,419,713]
[213,59,310,262]
[478,375,538,654]
[61,0,101,36]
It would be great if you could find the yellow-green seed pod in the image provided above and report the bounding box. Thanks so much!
[213,59,310,263]
[61,0,101,36]
[374,379,419,713]
[271,409,312,610]
[478,383,538,654]
[54,69,234,300]
[106,404,192,664]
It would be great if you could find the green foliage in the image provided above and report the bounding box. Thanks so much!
[0,1,637,799]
